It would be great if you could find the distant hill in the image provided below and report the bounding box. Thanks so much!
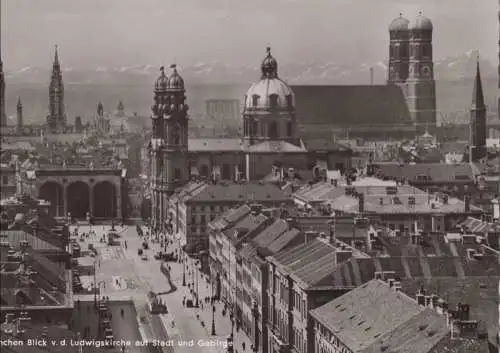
[3,50,498,126]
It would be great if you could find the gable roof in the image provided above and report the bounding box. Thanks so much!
[292,85,411,126]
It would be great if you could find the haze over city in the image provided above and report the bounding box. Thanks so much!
[2,0,497,71]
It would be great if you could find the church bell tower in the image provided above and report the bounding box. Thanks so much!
[149,65,189,230]
[406,13,437,133]
[0,46,6,127]
[470,58,487,162]
[47,45,66,133]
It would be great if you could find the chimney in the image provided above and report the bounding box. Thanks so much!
[286,218,295,230]
[304,230,317,244]
[416,291,425,306]
[358,193,365,213]
[464,196,471,212]
[388,278,395,287]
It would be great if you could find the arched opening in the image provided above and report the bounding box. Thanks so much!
[39,182,63,217]
[269,121,278,139]
[200,165,209,178]
[93,181,116,219]
[222,164,231,180]
[67,182,90,219]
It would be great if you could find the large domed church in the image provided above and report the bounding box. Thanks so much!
[148,49,353,226]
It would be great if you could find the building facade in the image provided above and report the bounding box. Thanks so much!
[206,99,240,121]
[21,166,125,220]
[46,46,67,133]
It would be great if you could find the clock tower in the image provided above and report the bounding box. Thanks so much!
[407,12,437,133]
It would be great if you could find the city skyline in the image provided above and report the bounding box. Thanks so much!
[1,0,497,71]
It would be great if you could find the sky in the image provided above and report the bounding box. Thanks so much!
[1,0,498,71]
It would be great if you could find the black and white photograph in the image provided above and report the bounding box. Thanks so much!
[0,0,499,352]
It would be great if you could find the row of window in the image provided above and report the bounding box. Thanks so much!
[243,120,293,139]
[248,94,293,109]
[390,43,431,58]
[293,327,307,353]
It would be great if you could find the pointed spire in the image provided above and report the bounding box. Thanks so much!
[17,97,22,109]
[53,45,60,69]
[472,55,485,109]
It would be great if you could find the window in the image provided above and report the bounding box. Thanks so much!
[287,122,293,137]
[252,95,260,107]
[174,168,181,181]
[269,94,278,109]
[222,164,231,180]
[286,94,293,108]
[172,126,180,145]
[269,122,278,139]
[200,165,209,177]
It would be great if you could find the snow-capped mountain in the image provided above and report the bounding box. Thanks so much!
[4,51,496,85]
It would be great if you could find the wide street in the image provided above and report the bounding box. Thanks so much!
[72,224,252,353]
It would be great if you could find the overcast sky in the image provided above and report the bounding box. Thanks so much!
[1,0,497,70]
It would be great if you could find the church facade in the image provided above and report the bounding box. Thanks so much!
[148,52,353,230]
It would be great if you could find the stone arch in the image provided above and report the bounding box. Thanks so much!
[39,182,64,217]
[67,181,90,219]
[93,181,116,219]
[200,165,209,178]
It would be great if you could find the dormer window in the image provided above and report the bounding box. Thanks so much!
[252,95,260,107]
[269,94,278,109]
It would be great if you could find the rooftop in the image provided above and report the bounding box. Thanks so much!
[373,163,477,183]
[185,181,289,203]
[311,279,449,353]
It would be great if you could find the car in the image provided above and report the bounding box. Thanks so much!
[141,254,148,261]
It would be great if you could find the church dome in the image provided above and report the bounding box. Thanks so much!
[155,67,168,91]
[389,14,410,31]
[167,64,185,90]
[244,47,294,110]
[410,12,433,30]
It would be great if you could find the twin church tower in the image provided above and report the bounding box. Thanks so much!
[387,12,436,132]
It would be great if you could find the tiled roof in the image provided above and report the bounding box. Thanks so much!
[401,277,498,350]
[311,279,448,352]
[251,219,289,248]
[330,254,500,289]
[266,229,301,254]
[186,182,289,203]
[271,238,338,288]
[292,85,411,126]
[210,204,252,231]
[222,212,269,246]
[373,163,477,183]
[188,138,243,152]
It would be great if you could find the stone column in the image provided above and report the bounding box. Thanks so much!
[89,184,94,218]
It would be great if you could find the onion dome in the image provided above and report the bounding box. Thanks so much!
[167,64,185,90]
[261,47,278,79]
[244,47,294,110]
[389,13,410,32]
[410,12,433,30]
[155,66,168,92]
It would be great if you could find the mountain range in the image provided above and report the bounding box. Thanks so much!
[5,50,497,85]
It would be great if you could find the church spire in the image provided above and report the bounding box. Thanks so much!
[53,45,60,71]
[472,56,485,110]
